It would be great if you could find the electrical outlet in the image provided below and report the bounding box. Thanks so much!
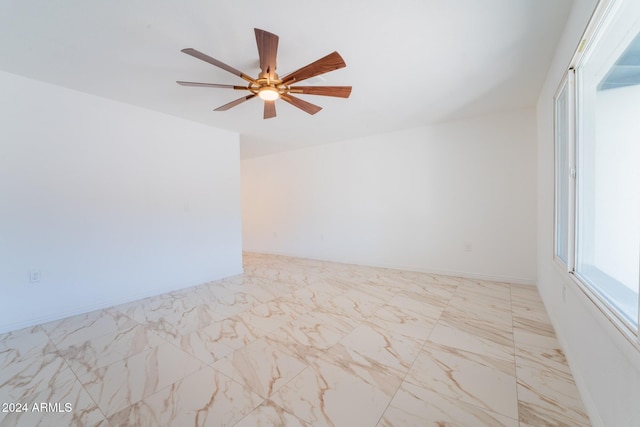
[465,243,472,252]
[29,269,42,284]
[562,285,567,302]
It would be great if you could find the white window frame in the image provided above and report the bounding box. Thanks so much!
[556,0,640,347]
[553,71,576,271]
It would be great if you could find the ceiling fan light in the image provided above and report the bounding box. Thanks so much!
[258,86,280,101]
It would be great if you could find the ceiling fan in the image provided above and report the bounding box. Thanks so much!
[177,28,352,119]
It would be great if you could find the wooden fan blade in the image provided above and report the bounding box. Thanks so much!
[288,86,352,98]
[281,51,346,85]
[214,94,256,111]
[264,100,277,119]
[177,81,247,90]
[281,94,322,115]
[255,28,279,78]
[181,48,255,83]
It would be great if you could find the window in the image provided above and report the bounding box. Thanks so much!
[556,0,640,337]
[554,76,570,265]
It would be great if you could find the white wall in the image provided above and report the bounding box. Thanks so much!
[536,1,640,426]
[0,71,242,333]
[242,108,537,284]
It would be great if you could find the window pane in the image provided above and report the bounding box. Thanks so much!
[555,82,569,264]
[576,31,640,328]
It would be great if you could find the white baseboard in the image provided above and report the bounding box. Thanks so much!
[0,270,242,335]
[243,249,536,286]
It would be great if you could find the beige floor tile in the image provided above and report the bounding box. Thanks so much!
[406,343,518,420]
[42,308,137,347]
[379,381,519,427]
[234,399,312,427]
[161,314,267,354]
[364,304,438,341]
[211,338,309,399]
[0,378,106,427]
[516,366,590,426]
[427,319,515,362]
[0,326,53,366]
[2,253,591,426]
[270,359,392,427]
[336,322,424,378]
[58,324,165,377]
[0,342,76,404]
[268,312,355,353]
[78,340,204,416]
[107,366,263,427]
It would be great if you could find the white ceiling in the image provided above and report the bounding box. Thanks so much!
[0,0,573,158]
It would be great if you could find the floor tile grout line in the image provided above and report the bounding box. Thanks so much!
[406,279,524,423]
[372,325,435,426]
[509,282,523,426]
[244,268,398,426]
[111,283,270,423]
[371,276,458,427]
[41,324,112,425]
[233,270,336,426]
[44,304,224,424]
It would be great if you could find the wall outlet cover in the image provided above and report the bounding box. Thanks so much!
[29,269,42,283]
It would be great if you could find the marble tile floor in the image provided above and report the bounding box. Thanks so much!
[0,253,591,426]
